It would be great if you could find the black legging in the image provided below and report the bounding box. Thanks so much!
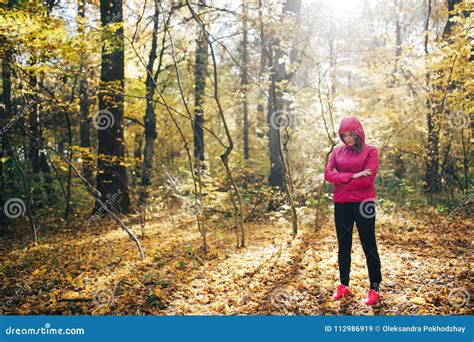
[334,201,382,291]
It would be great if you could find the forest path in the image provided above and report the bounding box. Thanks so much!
[0,206,471,315]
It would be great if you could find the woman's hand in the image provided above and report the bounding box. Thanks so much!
[352,169,372,179]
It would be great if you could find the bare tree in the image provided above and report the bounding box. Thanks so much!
[140,0,162,204]
[193,0,209,169]
[77,0,93,184]
[241,0,250,160]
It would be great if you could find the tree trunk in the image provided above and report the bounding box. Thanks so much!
[28,72,41,174]
[423,0,461,200]
[394,0,402,65]
[1,34,13,227]
[267,50,284,190]
[140,0,160,204]
[77,0,93,184]
[256,0,267,135]
[133,132,143,187]
[328,13,337,97]
[241,0,250,160]
[267,0,302,192]
[443,0,462,36]
[95,0,130,213]
[193,0,208,168]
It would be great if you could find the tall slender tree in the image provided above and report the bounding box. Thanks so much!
[0,0,14,227]
[193,0,209,168]
[140,0,161,203]
[241,0,250,160]
[95,0,130,213]
[77,0,93,184]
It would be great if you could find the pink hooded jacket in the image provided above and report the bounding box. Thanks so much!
[324,116,379,203]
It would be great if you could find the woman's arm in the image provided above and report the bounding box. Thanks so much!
[324,150,354,184]
[343,148,379,191]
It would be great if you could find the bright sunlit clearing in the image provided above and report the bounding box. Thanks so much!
[317,0,374,12]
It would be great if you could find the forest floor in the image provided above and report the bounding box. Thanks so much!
[0,204,472,315]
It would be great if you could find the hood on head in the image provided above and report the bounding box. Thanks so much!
[338,116,365,145]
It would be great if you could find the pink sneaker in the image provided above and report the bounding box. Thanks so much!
[333,284,350,300]
[364,289,381,306]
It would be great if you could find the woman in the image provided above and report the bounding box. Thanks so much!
[324,116,382,306]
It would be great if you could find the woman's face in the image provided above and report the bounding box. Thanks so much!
[342,132,357,146]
